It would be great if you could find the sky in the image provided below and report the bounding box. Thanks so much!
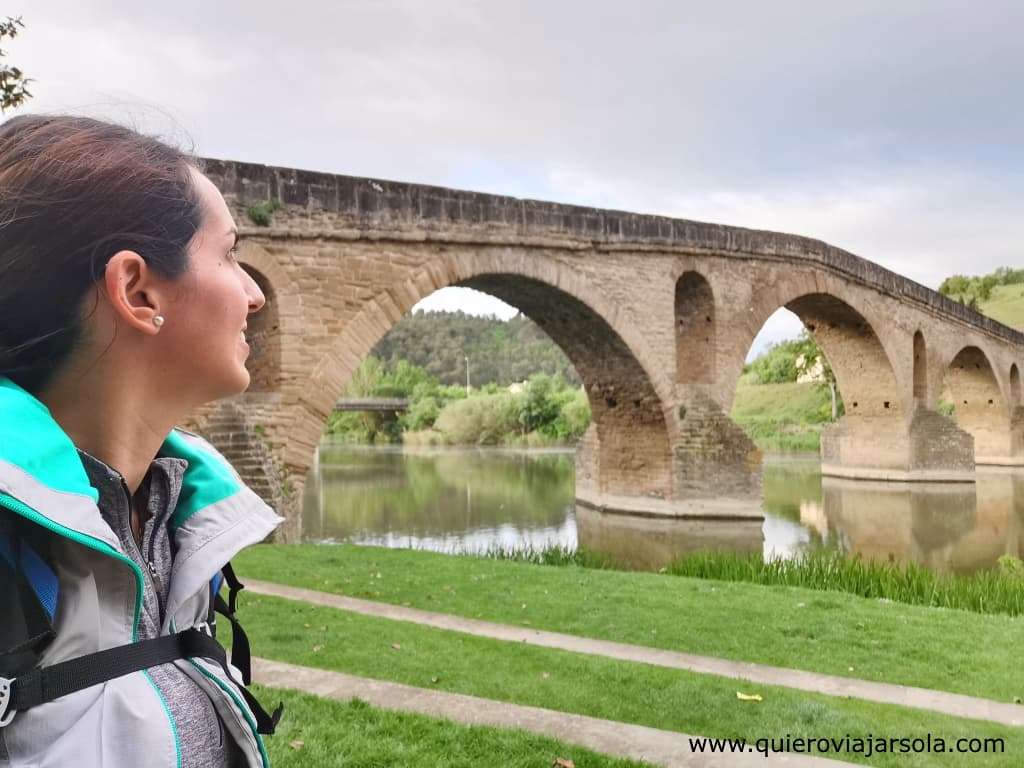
[7,1,1022,359]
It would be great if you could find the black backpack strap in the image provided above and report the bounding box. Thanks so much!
[209,561,283,732]
[213,561,253,684]
[2,628,283,734]
[222,561,244,614]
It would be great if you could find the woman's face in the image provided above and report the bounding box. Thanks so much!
[160,168,265,400]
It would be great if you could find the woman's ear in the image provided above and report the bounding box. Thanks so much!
[102,251,164,336]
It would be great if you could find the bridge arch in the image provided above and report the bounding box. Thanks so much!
[941,345,1008,461]
[737,289,903,419]
[1010,364,1022,410]
[299,250,675,505]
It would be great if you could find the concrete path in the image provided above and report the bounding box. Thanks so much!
[246,578,1024,727]
[253,656,854,767]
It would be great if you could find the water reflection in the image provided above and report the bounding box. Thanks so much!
[302,442,1024,573]
[809,473,1024,573]
[575,505,762,570]
[303,443,576,553]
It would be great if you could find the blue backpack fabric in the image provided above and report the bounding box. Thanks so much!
[0,514,59,677]
[0,523,59,621]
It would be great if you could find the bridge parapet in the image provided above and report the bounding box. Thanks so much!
[204,157,1024,347]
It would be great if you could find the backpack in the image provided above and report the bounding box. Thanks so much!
[0,512,282,732]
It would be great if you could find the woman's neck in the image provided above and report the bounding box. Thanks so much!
[36,369,181,499]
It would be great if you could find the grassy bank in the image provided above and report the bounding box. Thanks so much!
[234,544,1024,704]
[479,544,1024,618]
[257,685,648,767]
[241,592,1021,768]
[730,380,833,452]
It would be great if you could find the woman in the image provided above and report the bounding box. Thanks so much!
[0,114,284,767]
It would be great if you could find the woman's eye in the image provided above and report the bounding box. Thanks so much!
[227,247,238,262]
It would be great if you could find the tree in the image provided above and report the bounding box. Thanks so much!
[938,275,969,297]
[515,373,562,434]
[977,275,998,302]
[791,331,840,420]
[0,17,32,112]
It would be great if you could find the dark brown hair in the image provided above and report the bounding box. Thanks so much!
[0,114,206,395]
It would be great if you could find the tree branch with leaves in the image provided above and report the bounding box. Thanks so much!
[0,16,32,113]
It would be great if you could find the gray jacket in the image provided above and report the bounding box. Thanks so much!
[0,376,284,767]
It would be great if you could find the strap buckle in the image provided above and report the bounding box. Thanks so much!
[194,621,213,638]
[0,676,16,727]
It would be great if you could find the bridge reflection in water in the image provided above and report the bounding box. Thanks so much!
[811,472,1024,574]
[302,445,1024,575]
[576,472,1024,573]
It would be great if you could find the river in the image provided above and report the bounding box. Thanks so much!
[301,441,1024,574]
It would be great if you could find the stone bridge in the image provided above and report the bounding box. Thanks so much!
[183,158,1024,542]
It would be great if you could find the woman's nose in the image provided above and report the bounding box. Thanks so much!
[247,276,266,314]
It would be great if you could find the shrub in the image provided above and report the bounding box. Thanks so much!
[402,396,441,431]
[433,392,518,445]
[246,198,284,226]
[515,373,562,433]
[401,429,446,446]
[548,388,591,441]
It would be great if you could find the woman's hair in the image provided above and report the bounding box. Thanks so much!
[0,114,206,395]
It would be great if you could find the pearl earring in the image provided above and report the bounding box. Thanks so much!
[153,315,165,327]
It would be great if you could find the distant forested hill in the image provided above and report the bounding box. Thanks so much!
[371,310,580,387]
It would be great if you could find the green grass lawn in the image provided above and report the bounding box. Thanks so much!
[234,545,1024,705]
[256,685,650,767]
[241,592,1022,768]
[730,381,832,452]
[979,283,1024,329]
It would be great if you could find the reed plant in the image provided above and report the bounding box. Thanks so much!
[667,550,1024,617]
[452,541,612,569]
[467,543,1024,617]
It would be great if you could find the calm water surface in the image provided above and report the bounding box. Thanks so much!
[302,441,1024,574]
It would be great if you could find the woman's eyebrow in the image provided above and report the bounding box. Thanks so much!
[226,227,238,246]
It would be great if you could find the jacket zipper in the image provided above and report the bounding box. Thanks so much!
[118,475,165,617]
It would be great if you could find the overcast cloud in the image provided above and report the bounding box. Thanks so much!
[8,1,1023,356]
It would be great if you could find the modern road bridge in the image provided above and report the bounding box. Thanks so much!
[333,398,409,412]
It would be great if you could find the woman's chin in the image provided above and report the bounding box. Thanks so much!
[236,365,251,391]
[223,361,251,396]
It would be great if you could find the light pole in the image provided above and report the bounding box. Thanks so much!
[464,355,470,394]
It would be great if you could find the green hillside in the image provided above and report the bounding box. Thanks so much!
[977,283,1024,329]
[371,310,579,387]
[939,267,1024,329]
[731,380,834,453]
